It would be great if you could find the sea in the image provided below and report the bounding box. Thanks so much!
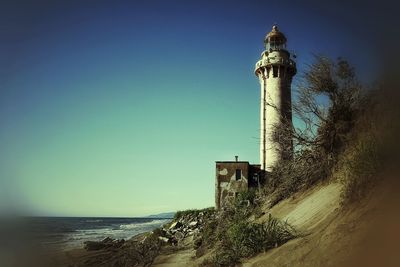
[24,217,172,250]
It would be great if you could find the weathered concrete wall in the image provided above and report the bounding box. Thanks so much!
[255,44,296,172]
[215,162,264,209]
[264,52,292,171]
[215,162,249,210]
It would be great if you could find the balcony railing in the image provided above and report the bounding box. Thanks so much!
[254,57,296,72]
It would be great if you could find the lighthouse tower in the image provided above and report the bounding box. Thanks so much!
[255,26,296,172]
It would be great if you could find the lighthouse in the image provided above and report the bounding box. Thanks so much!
[214,26,296,209]
[255,26,297,172]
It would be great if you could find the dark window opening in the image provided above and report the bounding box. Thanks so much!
[235,169,241,180]
[253,173,259,182]
[273,66,278,77]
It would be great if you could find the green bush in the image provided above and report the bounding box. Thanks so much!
[208,214,297,266]
[234,189,257,206]
[228,214,297,257]
[200,216,218,247]
[174,207,215,221]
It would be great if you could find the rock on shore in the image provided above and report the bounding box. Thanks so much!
[156,209,216,246]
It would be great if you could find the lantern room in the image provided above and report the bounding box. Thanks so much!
[264,25,287,51]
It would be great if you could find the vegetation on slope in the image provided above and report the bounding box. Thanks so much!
[196,55,388,266]
[260,55,386,207]
[193,192,297,267]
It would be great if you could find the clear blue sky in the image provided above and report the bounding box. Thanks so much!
[0,0,383,217]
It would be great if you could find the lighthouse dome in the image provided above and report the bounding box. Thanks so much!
[264,25,287,50]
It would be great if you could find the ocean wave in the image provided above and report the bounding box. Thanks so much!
[75,228,117,236]
[47,218,172,250]
[119,219,169,230]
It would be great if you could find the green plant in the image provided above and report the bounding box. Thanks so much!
[200,216,218,247]
[174,207,215,221]
[208,215,297,266]
[228,214,297,257]
[234,189,257,206]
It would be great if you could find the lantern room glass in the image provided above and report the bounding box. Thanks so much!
[265,37,286,51]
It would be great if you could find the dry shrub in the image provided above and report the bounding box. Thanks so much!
[336,90,387,203]
[263,56,365,205]
[338,132,382,203]
[265,151,331,206]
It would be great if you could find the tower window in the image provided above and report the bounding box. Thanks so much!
[235,169,241,180]
[273,66,278,77]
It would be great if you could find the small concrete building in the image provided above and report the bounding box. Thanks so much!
[215,158,262,210]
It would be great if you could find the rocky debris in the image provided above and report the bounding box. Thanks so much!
[155,208,216,246]
[84,237,125,251]
[174,231,184,240]
[168,221,182,230]
[158,236,170,243]
[76,210,216,266]
[189,221,198,228]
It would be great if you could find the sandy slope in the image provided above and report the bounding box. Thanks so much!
[268,182,342,231]
[152,248,194,267]
[244,179,398,267]
[244,182,348,267]
[152,182,347,267]
[153,179,399,266]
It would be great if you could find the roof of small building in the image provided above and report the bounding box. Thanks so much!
[215,161,249,163]
[215,162,261,168]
